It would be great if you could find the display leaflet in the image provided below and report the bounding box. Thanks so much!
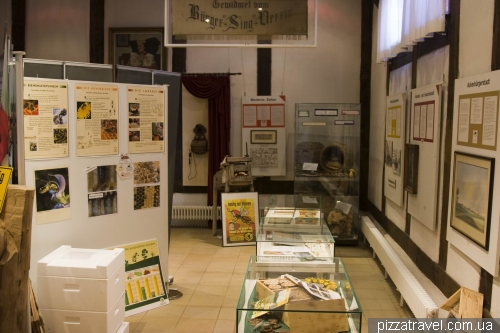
[24,80,69,159]
[127,86,165,153]
[75,83,119,156]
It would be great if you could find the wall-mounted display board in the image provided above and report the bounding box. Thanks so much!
[407,83,443,231]
[24,78,170,295]
[241,96,286,176]
[384,94,406,207]
[449,70,500,276]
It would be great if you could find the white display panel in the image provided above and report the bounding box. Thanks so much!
[384,93,405,207]
[408,83,443,231]
[26,78,169,289]
[449,70,500,276]
[241,96,286,176]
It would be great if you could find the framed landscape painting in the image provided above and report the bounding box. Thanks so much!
[451,152,494,250]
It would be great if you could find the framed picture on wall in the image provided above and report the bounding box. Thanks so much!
[221,192,258,247]
[250,130,277,144]
[109,27,166,71]
[404,144,419,194]
[451,152,494,250]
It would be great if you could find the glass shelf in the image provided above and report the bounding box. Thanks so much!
[257,195,334,264]
[236,256,362,333]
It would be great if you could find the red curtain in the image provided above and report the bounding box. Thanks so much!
[181,75,231,209]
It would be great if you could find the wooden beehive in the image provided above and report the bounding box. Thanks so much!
[440,287,483,318]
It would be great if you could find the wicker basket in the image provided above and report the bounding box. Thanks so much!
[295,142,324,171]
[319,142,354,173]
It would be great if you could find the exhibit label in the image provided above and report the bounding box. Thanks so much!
[24,80,69,159]
[75,83,119,156]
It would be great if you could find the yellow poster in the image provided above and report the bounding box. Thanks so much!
[24,80,69,159]
[111,239,168,316]
[221,192,258,247]
[0,167,13,213]
[75,83,119,156]
[127,86,165,154]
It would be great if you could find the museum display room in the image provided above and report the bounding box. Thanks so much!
[3,0,500,332]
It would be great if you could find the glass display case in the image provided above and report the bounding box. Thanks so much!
[294,103,361,244]
[236,256,362,333]
[257,195,334,264]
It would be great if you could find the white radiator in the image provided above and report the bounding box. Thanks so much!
[361,216,438,318]
[172,206,221,220]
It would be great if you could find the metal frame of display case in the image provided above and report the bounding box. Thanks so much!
[236,256,362,333]
[294,103,361,245]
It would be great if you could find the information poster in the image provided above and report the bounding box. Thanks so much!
[242,96,286,176]
[34,167,71,224]
[384,94,405,207]
[24,80,69,159]
[127,86,165,153]
[456,91,499,150]
[412,87,438,143]
[75,83,119,156]
[111,239,168,316]
[221,192,258,247]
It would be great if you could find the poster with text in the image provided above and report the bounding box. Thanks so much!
[24,80,69,159]
[34,167,71,224]
[221,192,258,247]
[111,239,168,316]
[127,86,165,153]
[75,83,119,156]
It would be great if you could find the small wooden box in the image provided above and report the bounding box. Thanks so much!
[440,287,483,318]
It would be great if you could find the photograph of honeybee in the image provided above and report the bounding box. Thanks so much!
[129,103,140,116]
[134,161,160,185]
[23,99,39,115]
[101,119,118,140]
[35,167,70,212]
[129,130,140,142]
[53,108,67,125]
[53,128,68,144]
[152,122,163,141]
[76,101,92,119]
[129,118,140,128]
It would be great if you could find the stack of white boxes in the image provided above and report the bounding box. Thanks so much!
[37,245,129,333]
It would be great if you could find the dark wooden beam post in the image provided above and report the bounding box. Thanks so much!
[360,0,373,211]
[11,0,26,52]
[89,0,105,64]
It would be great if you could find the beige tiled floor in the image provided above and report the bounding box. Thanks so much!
[127,228,413,333]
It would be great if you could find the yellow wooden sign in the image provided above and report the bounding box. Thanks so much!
[0,166,13,213]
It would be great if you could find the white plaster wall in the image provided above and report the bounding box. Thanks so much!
[104,0,164,65]
[185,0,361,181]
[492,278,500,317]
[368,5,386,210]
[25,0,90,62]
[447,244,481,290]
[405,47,449,263]
[458,0,493,78]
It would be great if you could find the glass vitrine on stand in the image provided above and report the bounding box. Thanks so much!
[236,256,362,333]
[294,103,361,244]
[256,194,335,265]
